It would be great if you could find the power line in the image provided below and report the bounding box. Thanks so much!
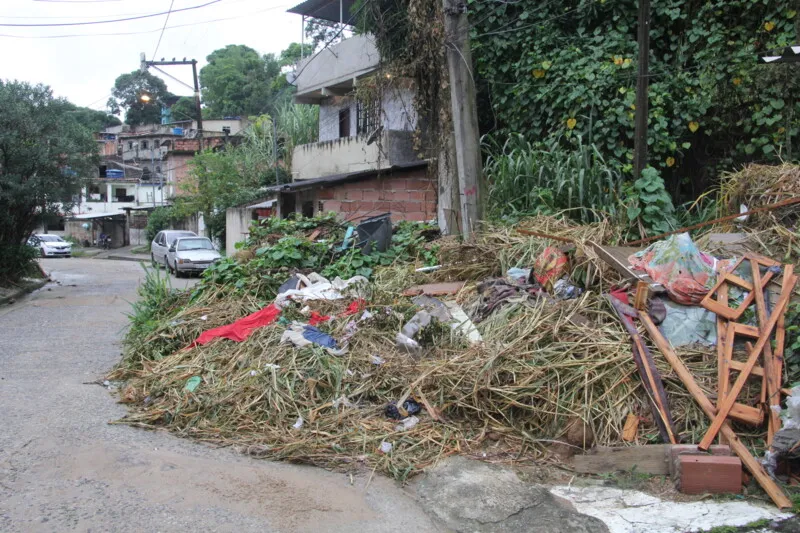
[152,0,176,60]
[0,0,221,27]
[0,3,292,39]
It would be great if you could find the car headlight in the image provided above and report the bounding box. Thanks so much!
[178,258,192,264]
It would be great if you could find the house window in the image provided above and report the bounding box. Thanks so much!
[128,141,133,149]
[357,100,379,135]
[141,140,148,149]
[99,165,107,178]
[338,108,351,138]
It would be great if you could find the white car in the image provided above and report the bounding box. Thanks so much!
[166,237,221,277]
[151,230,197,268]
[29,234,72,257]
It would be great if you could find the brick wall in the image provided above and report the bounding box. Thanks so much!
[317,168,436,222]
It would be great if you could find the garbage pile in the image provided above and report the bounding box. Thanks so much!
[111,179,800,507]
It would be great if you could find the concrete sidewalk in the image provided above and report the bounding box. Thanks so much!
[94,245,149,262]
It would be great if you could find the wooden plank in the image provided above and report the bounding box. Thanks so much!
[728,359,765,378]
[700,257,745,310]
[728,402,765,426]
[638,311,792,509]
[698,267,796,451]
[622,413,639,442]
[589,242,662,289]
[751,262,776,426]
[724,273,754,291]
[573,445,670,475]
[608,296,677,443]
[634,281,649,310]
[746,252,782,268]
[725,269,779,321]
[717,283,730,445]
[732,323,761,338]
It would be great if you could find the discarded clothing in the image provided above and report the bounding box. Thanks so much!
[281,322,346,355]
[533,247,569,291]
[628,233,735,305]
[190,304,280,347]
[308,311,331,326]
[475,278,542,322]
[553,278,583,300]
[506,267,532,285]
[274,273,369,308]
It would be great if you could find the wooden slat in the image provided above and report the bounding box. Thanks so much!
[728,359,765,378]
[717,283,730,445]
[746,252,782,268]
[751,262,776,439]
[698,267,796,451]
[732,323,760,338]
[701,268,779,321]
[638,311,791,509]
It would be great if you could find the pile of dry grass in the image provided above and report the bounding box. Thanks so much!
[110,215,764,480]
[714,163,800,260]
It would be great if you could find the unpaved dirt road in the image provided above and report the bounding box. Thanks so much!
[0,258,438,532]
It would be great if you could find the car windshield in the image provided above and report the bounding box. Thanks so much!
[177,238,214,251]
[38,235,64,242]
[167,232,196,245]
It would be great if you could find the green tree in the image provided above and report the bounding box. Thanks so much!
[200,45,284,119]
[66,105,121,131]
[107,70,172,126]
[0,81,98,284]
[279,42,313,66]
[305,18,345,50]
[170,96,198,122]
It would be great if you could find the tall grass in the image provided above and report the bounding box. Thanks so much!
[484,134,624,223]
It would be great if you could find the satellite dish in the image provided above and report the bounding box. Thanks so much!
[285,70,297,84]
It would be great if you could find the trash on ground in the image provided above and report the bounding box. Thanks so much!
[402,281,466,297]
[385,399,421,420]
[395,416,420,432]
[184,376,201,392]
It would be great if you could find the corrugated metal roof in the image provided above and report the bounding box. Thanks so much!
[287,0,358,24]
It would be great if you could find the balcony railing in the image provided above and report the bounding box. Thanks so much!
[291,130,417,181]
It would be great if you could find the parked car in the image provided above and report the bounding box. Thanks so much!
[151,230,197,268]
[166,237,221,277]
[28,234,72,257]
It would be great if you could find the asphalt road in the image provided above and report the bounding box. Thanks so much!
[0,258,437,532]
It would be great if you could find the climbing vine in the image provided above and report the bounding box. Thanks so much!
[470,0,798,199]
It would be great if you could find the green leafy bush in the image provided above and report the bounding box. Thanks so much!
[470,0,799,198]
[197,214,439,301]
[624,167,677,236]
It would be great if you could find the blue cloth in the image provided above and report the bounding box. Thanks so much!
[302,325,338,349]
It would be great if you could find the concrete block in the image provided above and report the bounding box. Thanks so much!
[676,455,742,495]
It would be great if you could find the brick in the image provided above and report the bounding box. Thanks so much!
[404,211,430,222]
[322,200,341,213]
[340,201,356,212]
[668,444,731,478]
[345,189,363,201]
[407,178,433,191]
[362,190,380,201]
[375,201,393,211]
[391,190,410,201]
[676,455,741,495]
[409,191,426,201]
[387,179,406,191]
[332,188,349,200]
[317,188,335,200]
[354,201,375,211]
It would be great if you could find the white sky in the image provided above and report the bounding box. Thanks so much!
[0,0,303,111]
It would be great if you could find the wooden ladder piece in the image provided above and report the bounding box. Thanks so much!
[638,311,792,509]
[698,266,796,451]
[716,282,730,445]
[702,268,779,321]
[751,262,776,425]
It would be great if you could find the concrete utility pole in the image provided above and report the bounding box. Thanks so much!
[442,0,482,239]
[633,0,651,178]
[140,54,204,145]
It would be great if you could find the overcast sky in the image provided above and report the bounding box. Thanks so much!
[1,0,303,112]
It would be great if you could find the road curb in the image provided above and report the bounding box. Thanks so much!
[0,277,50,306]
[104,255,147,262]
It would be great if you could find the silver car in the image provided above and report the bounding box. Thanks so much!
[29,234,72,257]
[151,230,197,268]
[166,237,221,277]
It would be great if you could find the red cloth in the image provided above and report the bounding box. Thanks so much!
[190,304,281,347]
[342,299,365,317]
[308,311,331,326]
